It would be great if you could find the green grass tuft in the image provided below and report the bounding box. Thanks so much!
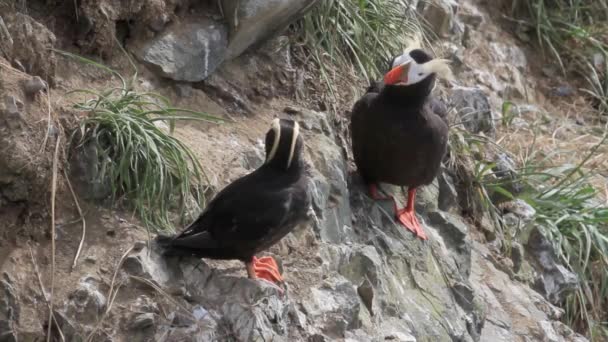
[58,50,224,232]
[295,0,424,102]
[509,0,608,115]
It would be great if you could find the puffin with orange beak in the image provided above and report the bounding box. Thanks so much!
[350,46,452,240]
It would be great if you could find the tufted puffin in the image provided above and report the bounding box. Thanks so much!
[156,118,310,284]
[351,47,452,240]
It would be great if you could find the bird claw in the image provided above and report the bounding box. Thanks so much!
[396,208,427,240]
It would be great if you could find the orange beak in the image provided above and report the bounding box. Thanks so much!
[384,62,411,85]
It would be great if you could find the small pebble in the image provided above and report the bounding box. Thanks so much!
[129,312,155,330]
[553,85,574,97]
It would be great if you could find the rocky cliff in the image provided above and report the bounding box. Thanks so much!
[0,0,594,341]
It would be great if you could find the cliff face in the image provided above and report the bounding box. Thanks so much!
[0,0,592,341]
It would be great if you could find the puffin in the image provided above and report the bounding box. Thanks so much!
[350,46,453,240]
[156,118,310,284]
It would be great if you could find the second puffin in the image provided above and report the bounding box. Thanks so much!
[351,46,452,240]
[156,118,310,284]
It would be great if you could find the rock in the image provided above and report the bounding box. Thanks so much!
[174,83,193,98]
[451,86,495,134]
[129,312,155,330]
[339,245,382,286]
[510,242,524,273]
[458,2,484,28]
[428,211,472,277]
[68,139,112,201]
[122,245,171,285]
[65,277,106,324]
[0,320,17,342]
[220,0,318,59]
[300,276,360,338]
[553,85,574,97]
[2,95,24,130]
[538,320,560,342]
[499,199,536,223]
[0,274,18,342]
[491,153,523,197]
[526,227,579,304]
[489,42,527,71]
[134,18,228,82]
[23,76,47,96]
[438,168,458,212]
[418,0,457,38]
[357,279,374,316]
[3,13,57,81]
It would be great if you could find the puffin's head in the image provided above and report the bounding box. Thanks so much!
[264,118,303,170]
[383,47,453,89]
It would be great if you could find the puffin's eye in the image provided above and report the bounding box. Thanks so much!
[418,73,424,76]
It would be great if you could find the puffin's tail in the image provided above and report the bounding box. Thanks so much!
[154,234,189,257]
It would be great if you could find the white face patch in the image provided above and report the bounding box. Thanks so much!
[286,121,300,169]
[266,118,281,163]
[405,62,430,85]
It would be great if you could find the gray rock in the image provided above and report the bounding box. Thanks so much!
[418,0,457,38]
[511,242,524,273]
[23,76,47,96]
[492,153,523,196]
[68,139,112,201]
[500,199,536,224]
[451,86,495,134]
[2,95,24,130]
[428,210,472,277]
[221,0,318,59]
[526,227,579,304]
[0,274,19,323]
[489,42,527,71]
[0,320,17,342]
[357,279,374,316]
[438,168,458,212]
[301,276,360,338]
[458,2,484,28]
[129,312,155,330]
[135,18,228,82]
[65,277,106,324]
[0,274,18,342]
[339,245,383,286]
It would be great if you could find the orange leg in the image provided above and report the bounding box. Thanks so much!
[368,183,399,213]
[396,188,427,240]
[246,256,284,284]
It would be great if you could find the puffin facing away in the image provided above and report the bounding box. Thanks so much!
[156,118,310,284]
[350,47,452,240]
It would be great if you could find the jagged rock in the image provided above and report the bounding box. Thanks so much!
[134,18,228,82]
[438,168,458,212]
[458,2,484,28]
[129,312,155,330]
[428,211,472,277]
[357,279,374,316]
[510,242,524,273]
[220,0,318,59]
[526,227,578,304]
[339,245,383,286]
[3,13,57,81]
[500,199,536,222]
[2,95,24,131]
[492,153,523,197]
[451,86,495,134]
[418,0,457,38]
[489,42,527,71]
[0,274,18,342]
[69,139,112,201]
[300,276,360,338]
[65,277,106,324]
[22,76,47,96]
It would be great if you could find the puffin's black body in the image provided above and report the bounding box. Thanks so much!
[351,49,449,239]
[156,118,309,283]
[352,77,448,187]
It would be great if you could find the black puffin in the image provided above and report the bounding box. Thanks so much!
[351,46,452,240]
[156,118,310,284]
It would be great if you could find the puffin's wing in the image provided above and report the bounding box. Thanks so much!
[206,183,296,243]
